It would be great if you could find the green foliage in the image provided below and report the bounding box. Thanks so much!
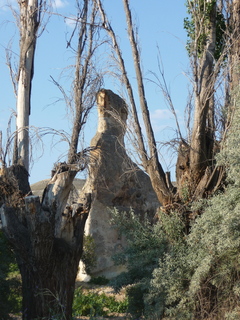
[110,88,240,318]
[72,286,128,317]
[218,90,240,185]
[110,208,187,318]
[141,91,238,319]
[152,89,240,319]
[125,284,145,319]
[81,234,97,275]
[110,209,167,288]
[89,276,109,285]
[0,230,22,319]
[184,0,226,59]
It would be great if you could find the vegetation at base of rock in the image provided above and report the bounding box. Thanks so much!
[73,287,128,317]
[110,89,240,319]
[89,276,110,286]
[110,208,186,319]
[0,231,21,319]
[82,235,97,275]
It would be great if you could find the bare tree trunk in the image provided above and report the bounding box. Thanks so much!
[96,0,172,205]
[16,0,41,171]
[68,0,88,164]
[230,0,240,88]
[2,2,100,317]
[122,0,171,206]
[96,0,231,205]
[68,0,100,164]
[188,1,217,187]
[1,165,91,320]
[95,0,148,166]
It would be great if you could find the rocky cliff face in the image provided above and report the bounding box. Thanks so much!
[78,89,160,280]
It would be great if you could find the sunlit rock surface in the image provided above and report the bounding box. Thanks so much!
[77,89,160,280]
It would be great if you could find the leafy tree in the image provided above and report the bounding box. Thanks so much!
[110,87,240,319]
[184,0,226,59]
[107,1,240,318]
[156,87,240,320]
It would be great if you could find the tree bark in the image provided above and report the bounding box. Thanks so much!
[231,0,240,88]
[122,0,172,205]
[68,0,99,164]
[189,1,217,186]
[16,0,40,171]
[96,0,148,167]
[0,166,91,320]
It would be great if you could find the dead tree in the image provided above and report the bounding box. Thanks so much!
[96,0,172,206]
[0,1,102,319]
[16,0,45,171]
[0,161,91,320]
[96,0,232,208]
[67,0,102,164]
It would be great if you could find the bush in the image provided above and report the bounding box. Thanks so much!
[89,276,109,285]
[149,88,240,319]
[72,286,128,317]
[109,89,240,318]
[125,284,144,318]
[81,235,97,275]
[110,208,187,319]
[0,230,21,319]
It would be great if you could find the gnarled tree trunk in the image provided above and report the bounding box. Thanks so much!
[0,164,91,320]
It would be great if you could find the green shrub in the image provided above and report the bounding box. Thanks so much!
[149,88,240,319]
[73,286,128,317]
[89,276,109,285]
[109,208,187,319]
[0,230,22,319]
[81,235,97,275]
[125,284,144,318]
[109,90,240,318]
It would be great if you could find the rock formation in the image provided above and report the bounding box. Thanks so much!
[78,89,160,280]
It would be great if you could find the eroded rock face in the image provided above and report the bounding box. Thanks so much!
[78,89,160,280]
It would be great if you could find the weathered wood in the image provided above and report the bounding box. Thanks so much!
[0,165,91,320]
[17,0,40,171]
[189,1,217,186]
[123,0,172,205]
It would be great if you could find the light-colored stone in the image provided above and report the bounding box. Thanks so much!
[31,90,160,281]
[77,89,160,280]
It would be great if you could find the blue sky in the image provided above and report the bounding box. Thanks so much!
[0,0,190,184]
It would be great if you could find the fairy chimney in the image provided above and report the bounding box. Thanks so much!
[77,89,159,280]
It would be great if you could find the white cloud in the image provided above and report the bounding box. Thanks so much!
[52,0,68,9]
[150,108,176,134]
[151,108,173,121]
